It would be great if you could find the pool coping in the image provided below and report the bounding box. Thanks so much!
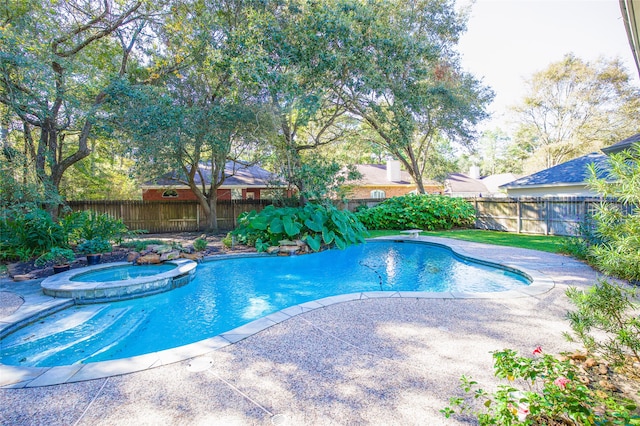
[0,236,555,388]
[40,259,197,303]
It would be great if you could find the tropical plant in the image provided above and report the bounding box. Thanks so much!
[356,195,475,231]
[0,208,67,260]
[443,347,639,425]
[77,238,112,255]
[233,204,367,252]
[34,247,76,267]
[62,211,129,245]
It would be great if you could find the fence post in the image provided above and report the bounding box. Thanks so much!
[545,199,550,235]
[516,199,521,234]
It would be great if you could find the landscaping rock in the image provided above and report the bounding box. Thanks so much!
[160,250,181,261]
[127,252,140,263]
[266,246,280,254]
[136,253,162,265]
[180,252,203,261]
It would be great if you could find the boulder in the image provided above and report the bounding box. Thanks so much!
[160,250,181,261]
[127,252,140,263]
[266,246,280,254]
[180,252,203,261]
[136,253,162,265]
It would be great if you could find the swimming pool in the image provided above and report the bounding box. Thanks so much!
[1,240,530,368]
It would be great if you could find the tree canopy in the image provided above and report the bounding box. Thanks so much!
[511,54,640,173]
[2,0,492,218]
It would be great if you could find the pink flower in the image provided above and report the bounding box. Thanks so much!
[554,376,571,389]
[533,346,543,355]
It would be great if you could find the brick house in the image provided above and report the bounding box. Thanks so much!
[345,159,442,199]
[141,161,285,201]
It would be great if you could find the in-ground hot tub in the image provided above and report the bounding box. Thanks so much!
[40,259,197,303]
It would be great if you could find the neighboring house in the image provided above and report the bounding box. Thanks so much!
[445,173,489,198]
[346,159,442,199]
[499,152,611,197]
[141,161,284,201]
[500,133,640,197]
[444,167,516,198]
[601,132,640,155]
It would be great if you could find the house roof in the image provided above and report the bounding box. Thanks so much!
[445,173,489,193]
[500,152,611,190]
[143,161,279,188]
[353,164,415,186]
[601,132,640,155]
[481,173,517,193]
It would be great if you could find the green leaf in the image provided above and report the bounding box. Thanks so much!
[283,215,301,237]
[322,227,335,244]
[251,216,268,231]
[270,217,284,234]
[306,234,322,252]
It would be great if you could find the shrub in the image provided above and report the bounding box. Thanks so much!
[61,210,129,244]
[77,237,112,255]
[443,347,639,425]
[355,194,475,231]
[559,214,602,260]
[565,279,640,373]
[233,204,367,252]
[34,247,76,267]
[0,209,66,260]
[222,233,233,248]
[193,237,207,252]
[584,143,640,282]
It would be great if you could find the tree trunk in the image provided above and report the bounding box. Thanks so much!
[206,193,219,233]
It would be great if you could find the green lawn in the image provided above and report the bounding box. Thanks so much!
[366,229,568,254]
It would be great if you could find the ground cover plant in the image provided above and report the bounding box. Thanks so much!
[233,204,367,252]
[356,195,475,231]
[367,229,567,254]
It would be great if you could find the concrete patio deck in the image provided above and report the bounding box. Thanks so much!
[0,237,600,425]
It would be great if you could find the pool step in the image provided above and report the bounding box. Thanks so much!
[0,306,151,367]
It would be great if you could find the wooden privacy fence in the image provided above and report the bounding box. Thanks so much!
[67,200,273,233]
[68,196,626,236]
[472,196,620,236]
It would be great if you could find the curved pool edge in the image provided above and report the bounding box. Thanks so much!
[0,236,555,389]
[40,259,197,303]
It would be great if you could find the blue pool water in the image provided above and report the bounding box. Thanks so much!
[1,241,529,367]
[70,264,177,282]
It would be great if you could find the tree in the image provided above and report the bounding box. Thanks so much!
[113,0,274,231]
[243,0,361,205]
[0,0,154,216]
[334,0,492,193]
[512,54,640,171]
[477,128,512,176]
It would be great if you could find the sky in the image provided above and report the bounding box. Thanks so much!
[456,0,640,132]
